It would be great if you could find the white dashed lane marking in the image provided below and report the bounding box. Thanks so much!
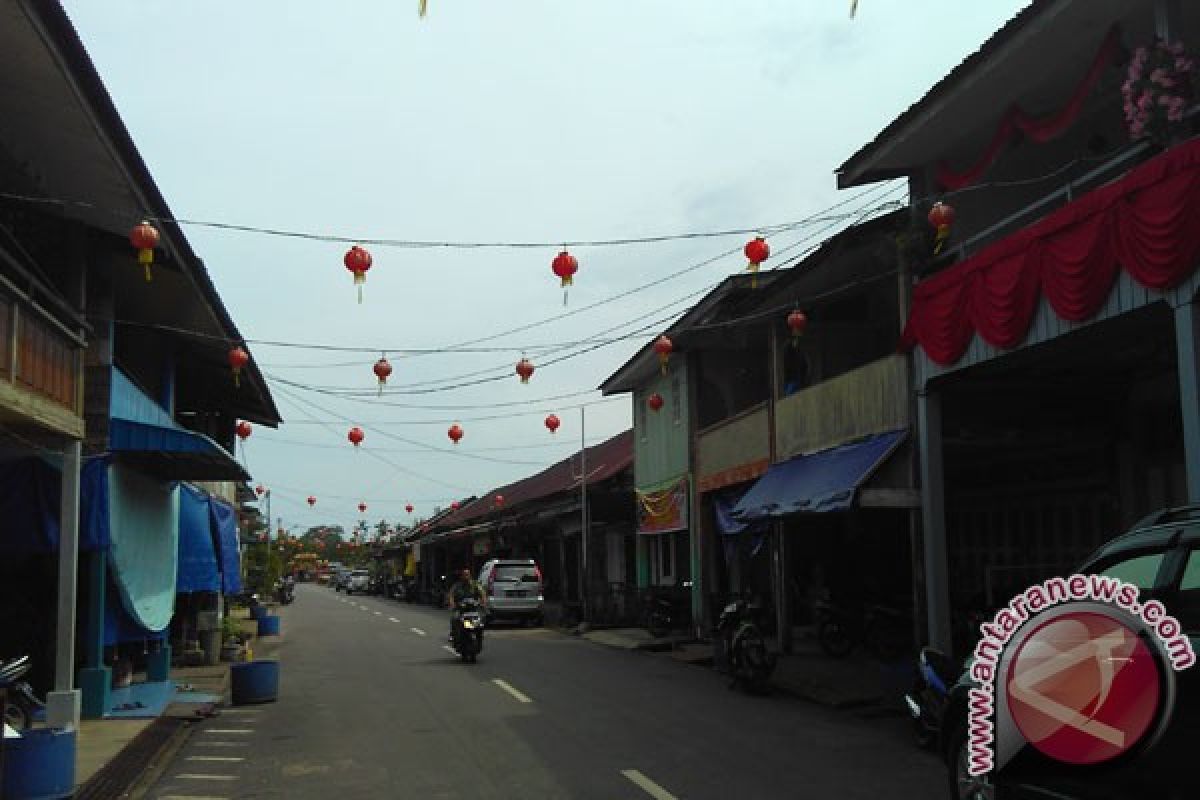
[411,627,426,636]
[492,679,532,704]
[186,756,245,762]
[621,770,679,800]
[174,774,237,781]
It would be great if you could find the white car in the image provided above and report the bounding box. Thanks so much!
[345,569,370,595]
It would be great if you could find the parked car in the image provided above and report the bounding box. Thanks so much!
[942,504,1200,799]
[333,569,350,592]
[345,569,371,595]
[478,559,544,625]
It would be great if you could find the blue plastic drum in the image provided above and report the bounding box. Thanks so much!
[1,727,76,799]
[257,615,281,636]
[230,660,280,705]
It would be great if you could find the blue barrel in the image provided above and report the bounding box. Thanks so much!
[1,728,76,800]
[230,660,280,705]
[257,615,281,636]
[249,605,270,620]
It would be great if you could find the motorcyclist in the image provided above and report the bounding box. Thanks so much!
[446,567,485,641]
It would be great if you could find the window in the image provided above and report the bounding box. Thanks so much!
[1098,552,1164,589]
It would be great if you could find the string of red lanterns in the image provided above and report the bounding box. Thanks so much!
[129,221,160,282]
[344,245,373,303]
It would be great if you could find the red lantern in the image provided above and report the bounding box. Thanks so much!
[406,503,414,514]
[744,236,770,287]
[373,357,393,396]
[255,484,265,497]
[516,357,535,384]
[928,202,955,255]
[495,494,505,507]
[129,221,160,282]
[358,502,367,514]
[451,501,460,511]
[348,426,365,447]
[551,249,578,304]
[786,310,808,344]
[228,346,250,387]
[544,413,560,434]
[344,245,373,303]
[653,335,673,376]
[235,421,252,440]
[648,392,664,412]
[447,423,464,445]
[307,496,316,507]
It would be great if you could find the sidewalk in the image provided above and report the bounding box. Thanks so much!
[578,626,913,709]
[74,604,280,794]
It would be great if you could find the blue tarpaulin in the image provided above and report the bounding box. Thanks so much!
[732,430,907,521]
[177,485,220,593]
[0,455,110,554]
[208,497,241,595]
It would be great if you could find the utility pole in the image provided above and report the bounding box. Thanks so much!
[580,405,589,623]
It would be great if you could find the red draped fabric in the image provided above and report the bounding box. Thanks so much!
[935,26,1121,191]
[902,138,1200,365]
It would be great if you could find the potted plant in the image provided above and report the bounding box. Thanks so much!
[220,615,244,662]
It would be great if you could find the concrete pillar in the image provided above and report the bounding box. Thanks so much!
[917,389,952,653]
[1175,300,1200,501]
[47,438,82,729]
[79,547,110,719]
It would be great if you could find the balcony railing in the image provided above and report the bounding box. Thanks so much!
[1,281,84,420]
[775,353,910,460]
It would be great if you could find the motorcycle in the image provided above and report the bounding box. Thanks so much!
[644,580,693,638]
[816,599,912,660]
[1,655,44,731]
[904,646,957,749]
[716,595,776,693]
[451,597,485,663]
[274,577,295,605]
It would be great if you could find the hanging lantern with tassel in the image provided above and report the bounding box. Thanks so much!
[235,421,252,441]
[406,503,414,514]
[358,502,367,514]
[648,392,664,412]
[786,310,808,346]
[744,236,770,288]
[373,356,392,396]
[130,221,160,282]
[653,335,673,376]
[228,346,249,387]
[551,249,578,306]
[928,202,955,255]
[544,414,560,434]
[516,357,535,384]
[348,426,365,448]
[447,423,464,445]
[344,245,373,303]
[307,495,316,507]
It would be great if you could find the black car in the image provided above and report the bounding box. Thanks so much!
[942,504,1200,799]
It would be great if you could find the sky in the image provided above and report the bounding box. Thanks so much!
[59,0,1030,536]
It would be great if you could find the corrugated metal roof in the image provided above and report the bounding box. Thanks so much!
[417,429,632,539]
[835,0,1056,187]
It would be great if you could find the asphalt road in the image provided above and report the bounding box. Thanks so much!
[145,583,943,799]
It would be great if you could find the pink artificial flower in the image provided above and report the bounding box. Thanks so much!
[1139,91,1154,110]
[1151,67,1168,84]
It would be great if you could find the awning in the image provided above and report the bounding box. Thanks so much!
[732,430,907,520]
[208,496,241,595]
[109,418,249,481]
[177,485,220,593]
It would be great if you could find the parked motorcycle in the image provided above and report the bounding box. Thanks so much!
[716,595,776,693]
[274,576,295,605]
[1,655,44,731]
[816,599,912,659]
[904,646,957,749]
[451,597,485,663]
[644,580,693,638]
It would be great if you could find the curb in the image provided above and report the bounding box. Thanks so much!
[126,719,195,800]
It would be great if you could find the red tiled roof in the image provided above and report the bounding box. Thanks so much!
[422,429,632,535]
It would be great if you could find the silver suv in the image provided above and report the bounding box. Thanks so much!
[345,569,370,595]
[479,559,543,625]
